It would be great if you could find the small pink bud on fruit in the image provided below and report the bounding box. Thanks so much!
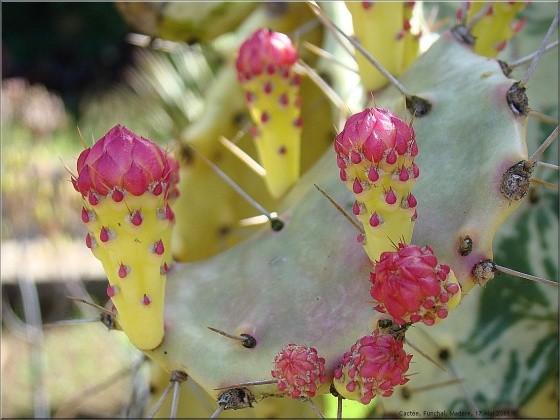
[386,150,397,165]
[368,166,380,182]
[385,189,397,205]
[118,263,130,279]
[495,39,507,52]
[111,187,124,202]
[165,204,174,222]
[235,28,298,80]
[399,167,410,182]
[130,210,143,226]
[99,227,114,242]
[245,91,255,103]
[81,207,90,223]
[412,162,420,178]
[150,182,163,196]
[369,212,382,227]
[512,18,526,33]
[353,179,364,194]
[107,284,119,297]
[151,239,165,255]
[402,193,417,210]
[271,344,327,399]
[88,191,99,206]
[85,232,96,249]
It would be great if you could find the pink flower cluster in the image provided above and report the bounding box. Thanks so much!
[334,331,412,404]
[271,343,327,399]
[370,243,460,326]
[72,125,179,198]
[236,28,298,82]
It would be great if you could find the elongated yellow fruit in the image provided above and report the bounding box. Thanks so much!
[72,125,179,350]
[465,1,528,57]
[346,1,405,92]
[236,28,302,198]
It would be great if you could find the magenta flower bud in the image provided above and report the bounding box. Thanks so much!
[235,28,298,82]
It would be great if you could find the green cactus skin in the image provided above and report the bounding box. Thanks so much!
[138,26,551,409]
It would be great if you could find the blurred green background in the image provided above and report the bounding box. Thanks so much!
[1,4,150,418]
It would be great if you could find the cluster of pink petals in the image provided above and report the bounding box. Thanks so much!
[370,243,460,326]
[334,107,416,172]
[334,331,411,404]
[271,343,327,399]
[72,125,179,198]
[236,28,298,82]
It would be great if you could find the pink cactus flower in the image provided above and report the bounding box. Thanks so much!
[235,28,298,82]
[334,108,416,169]
[271,343,327,399]
[72,125,179,198]
[333,331,412,404]
[370,243,461,326]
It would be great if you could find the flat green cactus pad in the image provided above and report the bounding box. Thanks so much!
[143,27,555,414]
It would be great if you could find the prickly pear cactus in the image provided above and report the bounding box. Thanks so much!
[77,2,557,418]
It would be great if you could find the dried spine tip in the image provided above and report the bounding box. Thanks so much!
[72,124,180,351]
[334,108,418,263]
[333,331,412,404]
[207,327,257,349]
[271,344,327,399]
[236,28,302,198]
[370,243,462,326]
